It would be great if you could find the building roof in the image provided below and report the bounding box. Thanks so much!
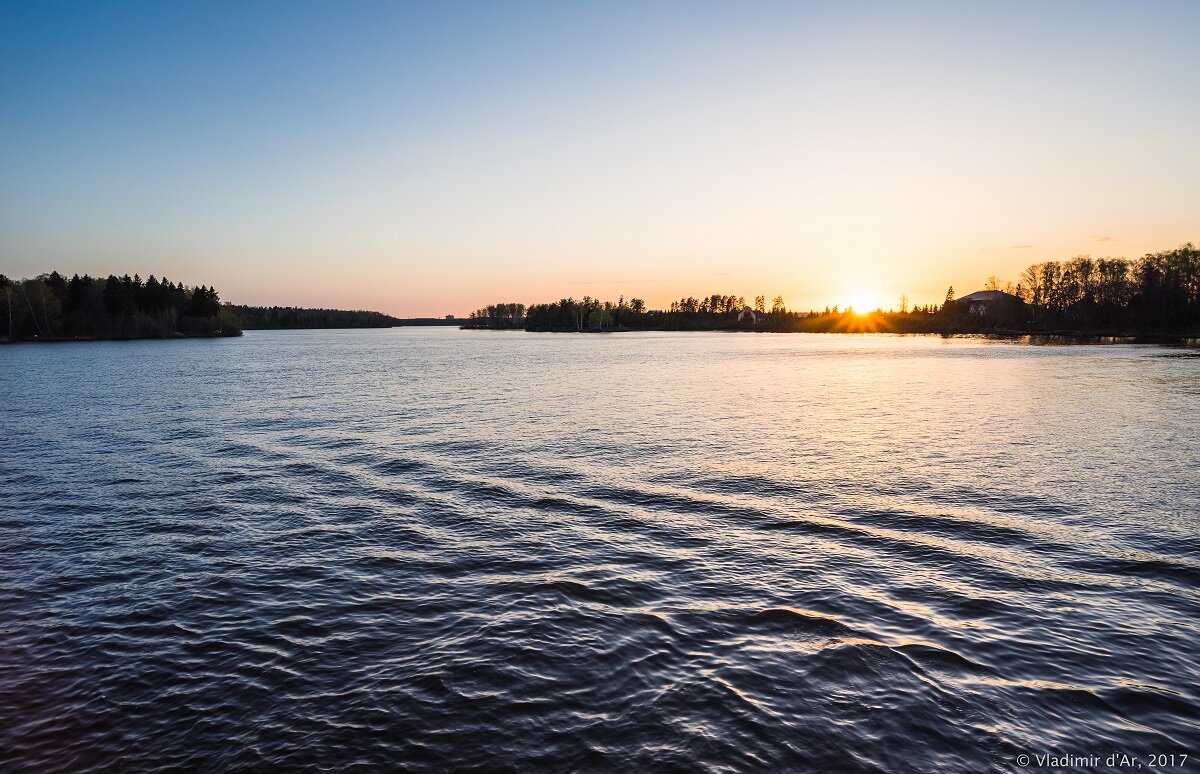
[959,289,1023,303]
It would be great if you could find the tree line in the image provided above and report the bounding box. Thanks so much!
[477,294,790,332]
[0,271,239,341]
[514,294,934,332]
[465,303,527,329]
[465,243,1198,335]
[1012,244,1199,329]
[227,305,402,330]
[0,271,419,342]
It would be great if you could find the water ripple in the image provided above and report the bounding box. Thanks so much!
[2,330,1198,771]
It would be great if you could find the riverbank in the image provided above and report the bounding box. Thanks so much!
[462,324,1200,346]
[1,331,241,345]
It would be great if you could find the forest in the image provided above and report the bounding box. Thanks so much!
[228,305,402,330]
[464,294,815,331]
[1010,244,1199,330]
[0,271,239,341]
[466,243,1200,336]
[0,271,415,342]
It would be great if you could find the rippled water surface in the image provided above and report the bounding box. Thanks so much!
[2,329,1199,772]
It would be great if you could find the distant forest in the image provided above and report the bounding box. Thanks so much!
[465,243,1199,336]
[0,271,239,341]
[228,305,401,330]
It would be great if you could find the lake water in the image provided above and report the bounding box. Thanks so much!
[2,329,1198,771]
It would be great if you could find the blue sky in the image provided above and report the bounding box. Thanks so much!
[2,1,1198,314]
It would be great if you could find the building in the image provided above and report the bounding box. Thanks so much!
[956,289,1027,325]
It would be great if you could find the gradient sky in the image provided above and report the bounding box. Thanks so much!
[2,1,1198,316]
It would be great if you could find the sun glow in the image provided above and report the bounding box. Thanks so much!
[846,292,884,315]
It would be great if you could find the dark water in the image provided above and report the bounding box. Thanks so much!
[2,329,1198,772]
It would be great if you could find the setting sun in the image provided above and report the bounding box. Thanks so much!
[846,293,884,314]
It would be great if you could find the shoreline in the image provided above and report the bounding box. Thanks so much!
[6,328,1198,348]
[0,332,240,345]
[462,326,1200,346]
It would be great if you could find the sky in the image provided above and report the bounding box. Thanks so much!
[2,1,1198,316]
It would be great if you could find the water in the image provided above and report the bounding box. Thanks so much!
[2,329,1198,772]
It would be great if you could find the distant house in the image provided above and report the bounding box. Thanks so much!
[737,305,758,323]
[956,289,1027,324]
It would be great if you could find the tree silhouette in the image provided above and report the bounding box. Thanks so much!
[0,271,242,341]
